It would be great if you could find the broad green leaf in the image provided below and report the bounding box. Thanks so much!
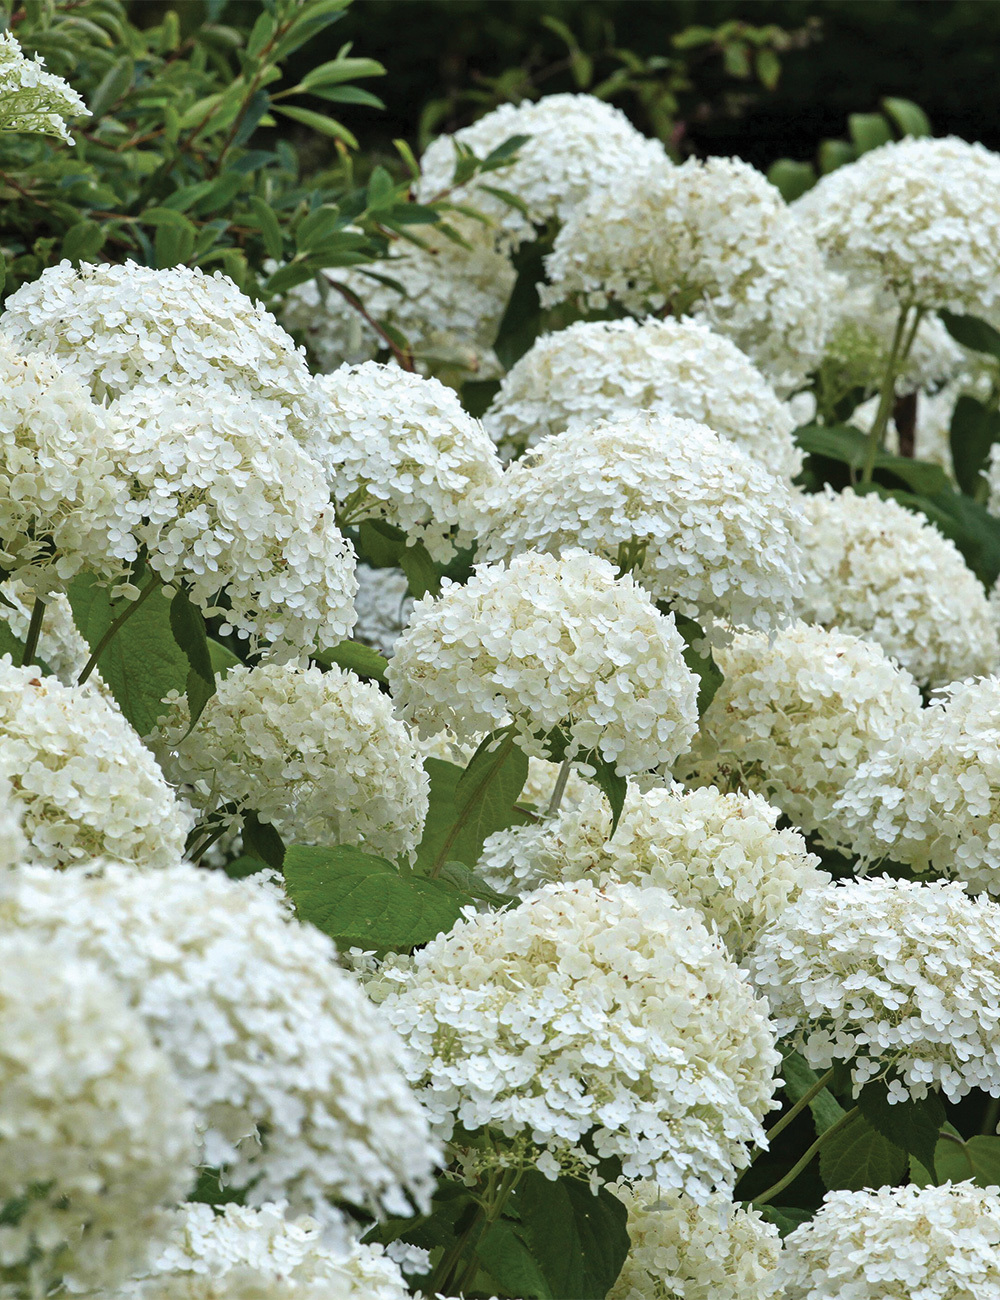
[475,1219,552,1299]
[911,1132,1000,1189]
[241,810,285,871]
[940,310,1000,361]
[415,748,530,877]
[494,240,546,370]
[590,755,627,837]
[949,394,1000,497]
[758,1204,813,1237]
[61,219,106,264]
[509,1172,630,1300]
[781,1052,846,1135]
[856,1080,944,1179]
[819,1110,907,1191]
[169,587,216,728]
[796,424,952,496]
[399,542,440,598]
[313,639,388,684]
[673,612,723,716]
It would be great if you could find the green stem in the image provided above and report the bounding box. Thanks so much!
[451,1168,523,1297]
[764,1067,836,1147]
[77,576,160,685]
[860,303,918,484]
[19,596,46,668]
[188,821,230,865]
[546,758,573,818]
[751,1106,860,1206]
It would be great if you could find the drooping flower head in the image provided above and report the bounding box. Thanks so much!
[0,31,89,143]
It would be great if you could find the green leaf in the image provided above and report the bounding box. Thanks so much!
[796,423,953,496]
[300,55,386,91]
[673,612,723,716]
[313,639,388,684]
[283,843,472,950]
[911,1132,1000,1189]
[949,395,1000,497]
[398,542,440,599]
[436,859,515,907]
[848,112,893,154]
[818,138,856,174]
[819,1110,907,1191]
[494,239,545,370]
[882,97,931,138]
[767,158,816,201]
[245,196,283,260]
[590,755,627,837]
[415,745,530,877]
[856,1081,944,1180]
[509,1172,630,1300]
[366,165,396,210]
[475,1219,553,1298]
[755,47,781,90]
[356,519,407,567]
[88,55,133,117]
[241,810,285,871]
[61,219,106,264]
[481,132,531,170]
[169,587,216,728]
[939,310,1000,361]
[758,1205,813,1238]
[781,1052,846,1135]
[274,104,358,149]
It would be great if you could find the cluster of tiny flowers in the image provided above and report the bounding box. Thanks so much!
[608,1185,783,1300]
[112,385,357,657]
[478,413,803,636]
[0,931,196,1297]
[0,334,134,592]
[542,155,833,390]
[0,862,440,1221]
[795,488,998,688]
[378,880,780,1196]
[0,31,89,143]
[750,876,1000,1101]
[0,657,192,871]
[352,563,413,656]
[795,136,1000,313]
[306,362,502,562]
[778,1182,1000,1300]
[111,1203,412,1300]
[479,783,828,959]
[151,662,428,862]
[835,675,1000,893]
[0,580,97,687]
[678,622,923,848]
[0,766,25,869]
[387,549,699,775]
[415,93,667,246]
[483,316,803,479]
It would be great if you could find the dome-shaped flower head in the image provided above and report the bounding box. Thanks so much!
[484,316,803,477]
[0,862,440,1223]
[0,580,98,687]
[305,362,502,562]
[796,488,998,688]
[478,412,804,638]
[0,31,89,143]
[151,661,429,863]
[387,548,700,776]
[678,622,923,848]
[378,879,780,1196]
[795,136,1000,314]
[543,156,835,391]
[750,876,1000,1102]
[778,1182,1000,1300]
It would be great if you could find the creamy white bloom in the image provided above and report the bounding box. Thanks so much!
[379,880,779,1195]
[479,783,828,958]
[112,385,357,657]
[352,563,413,656]
[750,876,1000,1101]
[388,549,700,776]
[796,488,997,688]
[151,662,428,862]
[0,766,24,869]
[1,260,312,406]
[0,862,440,1221]
[609,1185,783,1300]
[306,362,502,562]
[543,156,834,390]
[416,93,667,246]
[0,932,195,1296]
[779,1182,1000,1300]
[835,675,1000,894]
[678,622,923,847]
[478,413,803,635]
[0,30,89,143]
[0,334,134,592]
[0,656,192,871]
[1,579,99,686]
[795,136,1000,313]
[484,316,803,477]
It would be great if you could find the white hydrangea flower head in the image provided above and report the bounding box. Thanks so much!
[0,765,25,869]
[0,30,89,143]
[479,783,828,958]
[0,861,440,1222]
[416,93,668,245]
[387,549,700,776]
[305,362,502,562]
[1,260,312,406]
[1,579,100,687]
[678,622,923,847]
[608,1185,783,1300]
[477,412,804,637]
[0,931,195,1297]
[750,876,1000,1101]
[0,656,192,871]
[112,1202,411,1300]
[542,156,834,391]
[352,563,413,656]
[111,384,357,658]
[778,1182,1000,1300]
[379,879,780,1196]
[0,334,134,593]
[796,488,997,688]
[835,675,1000,894]
[483,316,802,477]
[151,661,428,862]
[794,136,1000,313]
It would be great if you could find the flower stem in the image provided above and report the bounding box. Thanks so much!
[751,1105,860,1206]
[860,302,921,484]
[546,758,573,818]
[77,575,161,685]
[764,1066,836,1146]
[19,596,46,668]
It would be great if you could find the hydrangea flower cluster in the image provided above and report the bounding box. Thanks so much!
[542,155,834,390]
[0,861,440,1222]
[0,766,25,869]
[352,562,413,656]
[151,662,428,862]
[778,1183,1000,1300]
[306,362,502,561]
[0,657,192,871]
[478,413,804,636]
[387,549,700,775]
[0,580,96,687]
[750,877,1000,1101]
[796,488,998,688]
[0,30,89,143]
[608,1185,783,1300]
[678,622,924,847]
[483,316,803,478]
[378,880,780,1196]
